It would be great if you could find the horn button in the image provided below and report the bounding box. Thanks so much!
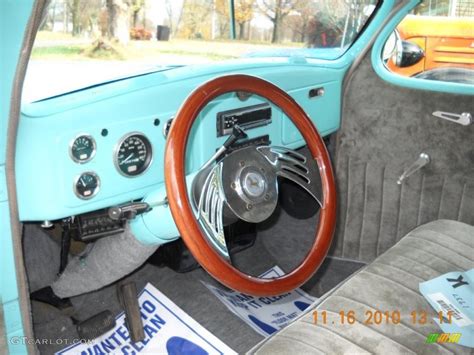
[242,170,266,198]
[221,146,278,223]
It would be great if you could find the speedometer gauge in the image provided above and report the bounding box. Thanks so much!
[114,133,152,177]
[70,134,96,163]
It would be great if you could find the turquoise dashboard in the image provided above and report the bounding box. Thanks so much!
[16,58,345,237]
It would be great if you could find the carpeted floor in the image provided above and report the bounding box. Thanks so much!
[24,208,365,354]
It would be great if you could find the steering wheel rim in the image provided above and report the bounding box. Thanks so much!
[165,74,336,296]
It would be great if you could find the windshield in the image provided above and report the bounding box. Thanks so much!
[24,0,378,102]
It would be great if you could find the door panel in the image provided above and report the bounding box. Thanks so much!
[331,53,474,263]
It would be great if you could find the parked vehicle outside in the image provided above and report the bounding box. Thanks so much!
[386,0,474,83]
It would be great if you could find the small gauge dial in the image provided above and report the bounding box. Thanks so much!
[74,172,100,199]
[115,133,152,177]
[70,135,96,163]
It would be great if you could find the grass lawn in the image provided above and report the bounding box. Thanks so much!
[32,31,304,62]
[32,45,86,59]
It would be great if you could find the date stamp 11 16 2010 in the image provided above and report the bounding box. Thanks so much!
[312,310,454,326]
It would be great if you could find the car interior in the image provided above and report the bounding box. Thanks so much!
[2,0,473,354]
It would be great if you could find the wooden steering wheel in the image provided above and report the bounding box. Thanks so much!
[165,74,336,296]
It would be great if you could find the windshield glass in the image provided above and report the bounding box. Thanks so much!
[24,0,378,102]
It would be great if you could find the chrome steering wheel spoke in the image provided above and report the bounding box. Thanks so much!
[194,145,321,261]
[258,146,322,207]
[197,163,230,260]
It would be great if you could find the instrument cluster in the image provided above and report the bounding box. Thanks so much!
[70,132,153,199]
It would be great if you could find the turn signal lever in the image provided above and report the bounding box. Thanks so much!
[216,124,248,160]
[200,124,248,171]
[223,124,248,149]
[108,202,151,221]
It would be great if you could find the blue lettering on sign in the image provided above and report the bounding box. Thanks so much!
[100,339,116,353]
[236,294,254,302]
[140,310,148,320]
[142,300,156,313]
[131,341,143,352]
[121,345,134,355]
[150,314,166,329]
[107,332,123,347]
[144,323,159,338]
[139,300,158,321]
[215,289,227,297]
[79,301,167,355]
[94,344,106,355]
[258,293,291,305]
[226,297,249,310]
[116,325,130,342]
[247,300,261,309]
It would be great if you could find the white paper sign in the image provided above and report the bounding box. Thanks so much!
[203,266,316,337]
[427,292,474,327]
[57,283,236,355]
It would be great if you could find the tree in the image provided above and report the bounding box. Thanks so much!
[285,0,316,42]
[215,0,230,38]
[175,0,187,36]
[68,0,81,35]
[130,0,145,28]
[165,0,174,34]
[235,0,254,40]
[177,0,213,39]
[67,0,101,36]
[215,0,255,40]
[41,0,58,31]
[259,0,294,43]
[106,0,131,44]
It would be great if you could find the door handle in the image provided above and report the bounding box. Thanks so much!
[433,111,472,126]
[397,153,430,185]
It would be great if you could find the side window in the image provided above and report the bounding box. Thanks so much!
[382,0,474,84]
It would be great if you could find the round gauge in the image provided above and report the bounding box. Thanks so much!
[74,172,100,199]
[115,133,152,177]
[70,134,96,163]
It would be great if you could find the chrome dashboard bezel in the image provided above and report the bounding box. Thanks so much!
[69,133,96,164]
[73,171,101,200]
[113,131,153,178]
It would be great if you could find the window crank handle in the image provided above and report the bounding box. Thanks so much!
[397,153,430,185]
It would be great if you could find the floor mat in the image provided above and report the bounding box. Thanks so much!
[26,221,365,354]
[32,264,265,354]
[57,283,236,355]
[204,266,316,337]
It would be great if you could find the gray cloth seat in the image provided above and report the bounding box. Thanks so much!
[250,220,474,354]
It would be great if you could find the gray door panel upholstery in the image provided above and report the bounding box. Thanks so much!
[331,54,474,263]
